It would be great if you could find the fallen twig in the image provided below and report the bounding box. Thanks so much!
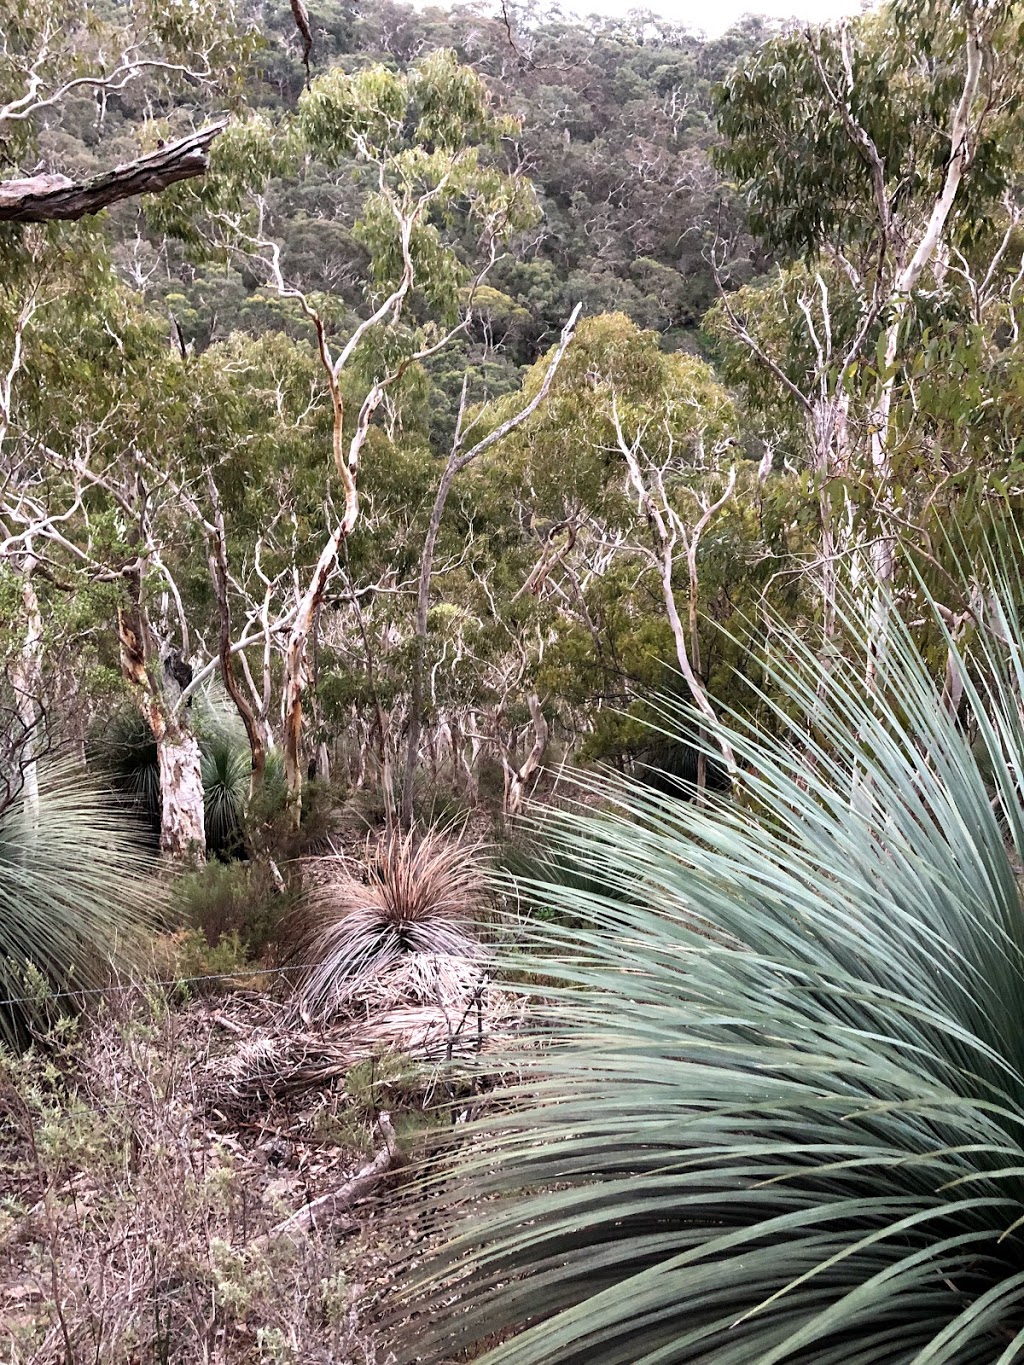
[259,1112,399,1242]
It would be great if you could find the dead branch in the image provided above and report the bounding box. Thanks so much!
[290,0,314,84]
[262,1113,398,1241]
[0,122,226,223]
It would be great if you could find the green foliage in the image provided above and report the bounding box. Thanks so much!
[0,0,255,178]
[199,723,253,857]
[715,1,1021,261]
[171,859,287,963]
[88,695,283,858]
[407,554,1024,1362]
[0,765,162,1048]
[137,1,759,350]
[480,312,737,520]
[297,50,538,317]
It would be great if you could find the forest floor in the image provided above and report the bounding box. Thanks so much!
[0,973,515,1364]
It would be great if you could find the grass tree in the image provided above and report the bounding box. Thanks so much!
[0,763,162,1048]
[291,825,487,1022]
[404,543,1024,1363]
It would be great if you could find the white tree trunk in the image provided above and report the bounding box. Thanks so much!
[863,10,983,689]
[157,729,206,863]
[503,694,550,817]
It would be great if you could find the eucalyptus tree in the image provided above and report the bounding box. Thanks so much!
[0,0,257,862]
[0,0,251,218]
[0,271,219,860]
[461,312,778,790]
[165,50,547,825]
[399,301,581,827]
[711,0,1024,655]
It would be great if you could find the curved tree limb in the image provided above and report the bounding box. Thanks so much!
[0,121,227,223]
[400,302,583,827]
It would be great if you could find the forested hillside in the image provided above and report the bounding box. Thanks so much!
[2,0,780,849]
[7,0,1024,1360]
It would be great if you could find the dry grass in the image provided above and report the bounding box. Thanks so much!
[204,987,524,1117]
[0,971,522,1364]
[289,828,489,1026]
[0,994,403,1365]
[0,831,520,1363]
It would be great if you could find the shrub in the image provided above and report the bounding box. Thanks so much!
[170,859,287,962]
[405,572,1024,1363]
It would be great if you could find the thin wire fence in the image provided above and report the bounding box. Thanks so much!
[0,957,375,1011]
[0,949,508,1012]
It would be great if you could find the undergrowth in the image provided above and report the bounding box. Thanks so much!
[0,995,401,1364]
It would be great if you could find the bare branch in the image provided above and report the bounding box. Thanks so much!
[0,122,227,223]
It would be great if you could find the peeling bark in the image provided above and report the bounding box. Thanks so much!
[0,122,226,223]
[117,600,206,864]
[156,730,206,861]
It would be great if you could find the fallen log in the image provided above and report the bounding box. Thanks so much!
[260,1112,399,1243]
[0,121,227,223]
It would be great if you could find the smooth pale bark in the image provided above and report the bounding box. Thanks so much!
[207,491,268,797]
[722,14,987,695]
[808,389,852,648]
[614,402,737,787]
[864,10,983,685]
[118,600,206,864]
[503,693,549,816]
[272,221,421,827]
